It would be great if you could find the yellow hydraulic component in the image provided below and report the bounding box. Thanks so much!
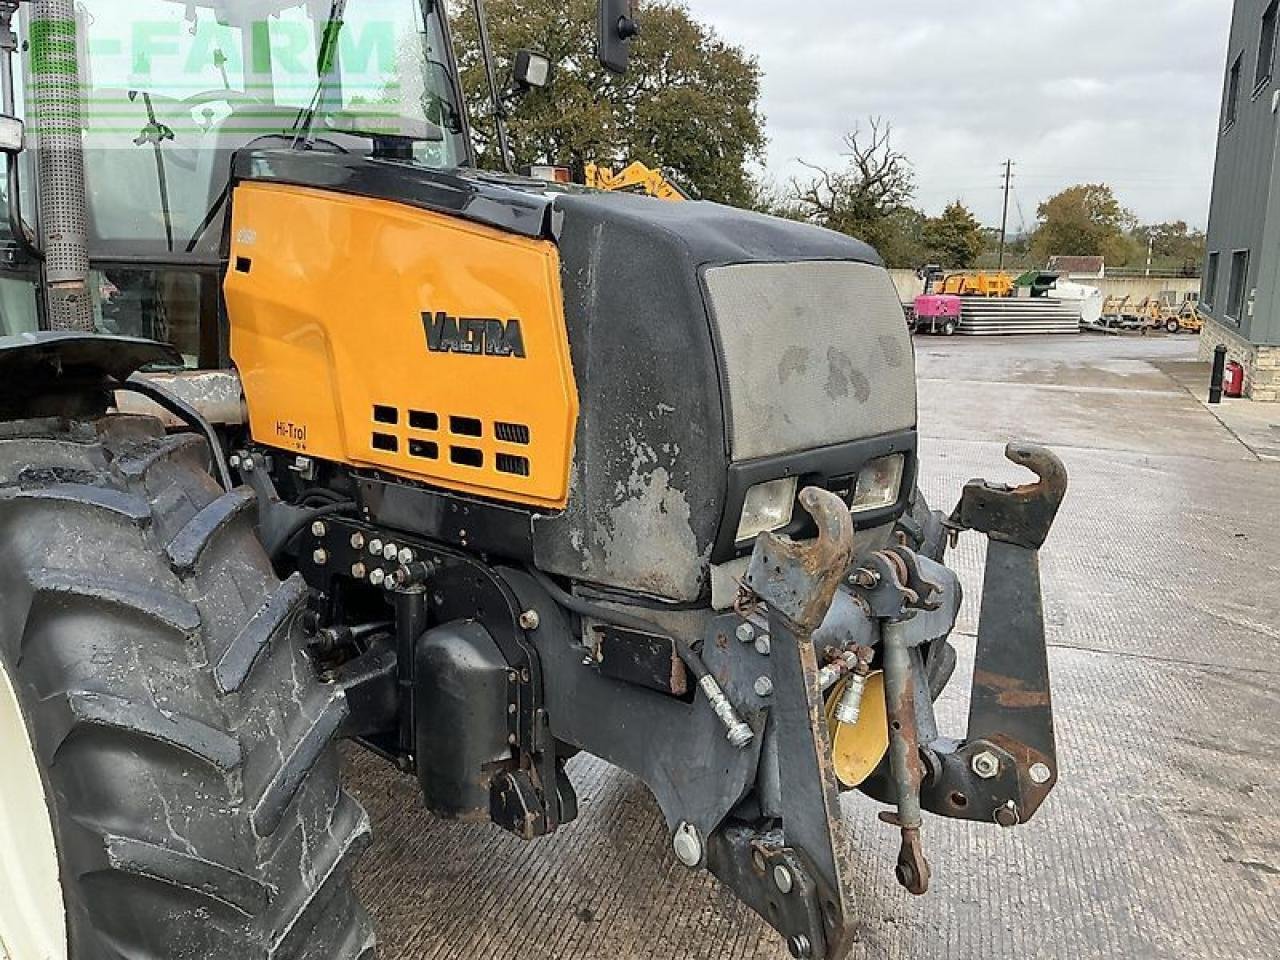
[584,161,690,201]
[826,671,890,788]
[938,272,1014,298]
[225,182,580,510]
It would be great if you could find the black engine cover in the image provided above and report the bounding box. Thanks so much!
[531,192,882,602]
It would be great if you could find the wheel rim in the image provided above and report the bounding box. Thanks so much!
[0,658,67,960]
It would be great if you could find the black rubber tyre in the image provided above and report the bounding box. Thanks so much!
[0,414,374,959]
[942,319,958,336]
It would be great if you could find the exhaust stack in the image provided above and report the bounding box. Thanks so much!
[31,0,91,332]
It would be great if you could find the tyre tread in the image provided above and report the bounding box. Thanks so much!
[0,417,372,960]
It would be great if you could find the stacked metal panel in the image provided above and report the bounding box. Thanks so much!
[958,298,1082,336]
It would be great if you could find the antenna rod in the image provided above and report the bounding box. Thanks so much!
[473,0,513,172]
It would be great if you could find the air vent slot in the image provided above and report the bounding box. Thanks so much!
[409,439,439,460]
[450,416,483,438]
[496,453,531,477]
[409,410,439,431]
[495,422,531,445]
[372,433,399,453]
[450,446,483,468]
[373,405,398,425]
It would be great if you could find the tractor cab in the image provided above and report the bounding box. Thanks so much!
[1,0,476,356]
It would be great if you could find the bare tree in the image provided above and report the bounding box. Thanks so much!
[790,118,916,240]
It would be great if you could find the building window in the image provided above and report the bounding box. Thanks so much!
[1204,252,1220,307]
[1225,53,1243,130]
[1259,1,1279,91]
[1226,250,1250,322]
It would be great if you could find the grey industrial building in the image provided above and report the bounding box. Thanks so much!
[1201,0,1280,399]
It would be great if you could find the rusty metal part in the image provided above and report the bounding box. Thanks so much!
[849,549,937,623]
[816,649,858,692]
[744,487,855,633]
[884,545,943,612]
[947,443,1068,550]
[881,621,930,895]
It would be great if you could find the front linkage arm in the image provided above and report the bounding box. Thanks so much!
[919,442,1068,831]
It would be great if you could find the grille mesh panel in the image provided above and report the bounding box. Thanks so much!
[704,261,917,461]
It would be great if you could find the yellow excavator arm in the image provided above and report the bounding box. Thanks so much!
[584,161,691,201]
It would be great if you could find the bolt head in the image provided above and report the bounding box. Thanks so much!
[754,634,771,656]
[368,539,384,556]
[398,548,415,565]
[851,567,879,588]
[971,750,1000,779]
[672,822,703,868]
[519,609,541,631]
[229,454,242,469]
[735,622,755,644]
[773,864,794,894]
[369,569,386,587]
[311,520,328,538]
[241,457,255,473]
[350,532,366,550]
[312,549,328,566]
[383,543,399,561]
[351,562,367,579]
[753,676,774,698]
[994,801,1020,828]
[1029,762,1053,785]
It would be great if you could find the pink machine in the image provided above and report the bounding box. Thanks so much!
[912,293,963,335]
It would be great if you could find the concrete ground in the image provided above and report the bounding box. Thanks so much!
[346,333,1280,959]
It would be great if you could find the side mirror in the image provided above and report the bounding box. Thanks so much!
[511,49,552,91]
[598,0,638,75]
[0,114,23,155]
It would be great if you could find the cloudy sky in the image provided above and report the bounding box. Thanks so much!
[684,0,1234,230]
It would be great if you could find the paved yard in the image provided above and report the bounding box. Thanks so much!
[347,334,1280,960]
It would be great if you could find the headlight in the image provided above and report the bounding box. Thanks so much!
[850,455,905,513]
[736,477,798,542]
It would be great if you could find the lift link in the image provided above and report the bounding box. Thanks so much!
[847,548,942,896]
[924,443,1068,827]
